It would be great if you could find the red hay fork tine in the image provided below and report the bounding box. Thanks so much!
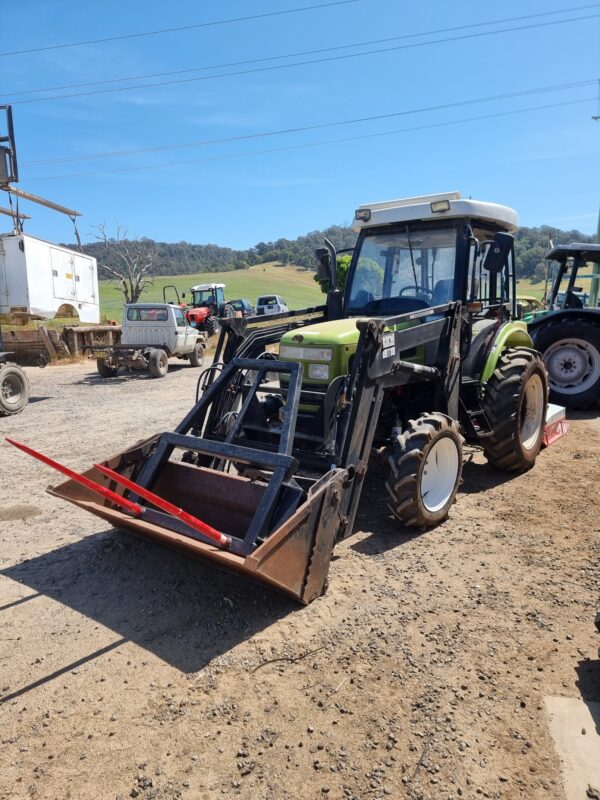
[93,463,230,549]
[5,438,143,516]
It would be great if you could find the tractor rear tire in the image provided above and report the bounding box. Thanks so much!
[96,358,118,378]
[189,343,204,368]
[482,347,547,472]
[148,348,169,378]
[532,319,600,409]
[385,412,463,529]
[0,362,29,416]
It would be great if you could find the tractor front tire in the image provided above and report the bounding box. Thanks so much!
[205,317,220,337]
[533,319,600,409]
[148,348,169,378]
[0,362,29,416]
[386,412,463,529]
[189,343,204,368]
[482,347,547,472]
[96,358,118,378]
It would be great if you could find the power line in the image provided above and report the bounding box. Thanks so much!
[22,96,595,183]
[5,3,598,98]
[8,12,600,105]
[21,80,596,166]
[0,0,360,58]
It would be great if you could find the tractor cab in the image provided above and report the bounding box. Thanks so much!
[344,192,519,319]
[284,192,526,397]
[545,244,600,311]
[190,283,226,313]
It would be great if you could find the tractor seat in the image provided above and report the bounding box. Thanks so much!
[462,319,498,379]
[430,279,454,307]
[564,291,583,309]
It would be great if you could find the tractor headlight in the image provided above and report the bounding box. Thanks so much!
[280,345,333,362]
[308,363,329,380]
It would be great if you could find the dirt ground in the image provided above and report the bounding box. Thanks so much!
[0,361,598,800]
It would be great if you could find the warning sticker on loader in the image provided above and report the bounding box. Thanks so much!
[382,333,395,359]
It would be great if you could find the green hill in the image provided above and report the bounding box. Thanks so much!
[100,262,322,318]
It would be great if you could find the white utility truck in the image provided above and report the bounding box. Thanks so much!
[91,303,205,378]
[0,232,100,323]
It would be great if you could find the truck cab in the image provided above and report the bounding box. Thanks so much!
[122,303,197,354]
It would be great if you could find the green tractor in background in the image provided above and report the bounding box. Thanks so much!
[218,192,549,529]
[524,243,600,409]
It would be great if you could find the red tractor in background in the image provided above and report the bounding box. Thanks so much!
[163,282,234,337]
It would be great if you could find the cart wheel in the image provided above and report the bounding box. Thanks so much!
[148,348,169,378]
[0,362,29,416]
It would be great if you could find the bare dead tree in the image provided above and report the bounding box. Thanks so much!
[92,222,157,304]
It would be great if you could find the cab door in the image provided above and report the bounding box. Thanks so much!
[172,307,190,353]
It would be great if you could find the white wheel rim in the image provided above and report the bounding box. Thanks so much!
[520,373,544,450]
[544,338,600,395]
[420,436,460,513]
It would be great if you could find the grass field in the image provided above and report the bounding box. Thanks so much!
[99,262,323,319]
[516,274,597,301]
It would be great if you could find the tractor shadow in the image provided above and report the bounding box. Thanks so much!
[349,454,524,556]
[1,529,296,687]
[459,456,523,494]
[575,658,600,735]
[350,467,429,556]
[567,409,600,421]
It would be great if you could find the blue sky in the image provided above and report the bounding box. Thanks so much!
[1,0,599,248]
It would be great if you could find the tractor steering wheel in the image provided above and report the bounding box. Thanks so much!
[398,285,433,298]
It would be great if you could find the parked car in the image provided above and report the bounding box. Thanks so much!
[256,295,289,316]
[230,298,256,318]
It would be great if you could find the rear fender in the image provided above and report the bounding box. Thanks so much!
[528,308,600,333]
[480,321,534,385]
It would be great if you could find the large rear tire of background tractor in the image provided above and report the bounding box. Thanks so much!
[96,358,118,378]
[189,343,204,368]
[532,319,600,409]
[0,362,29,416]
[386,412,463,529]
[482,347,547,472]
[148,348,169,378]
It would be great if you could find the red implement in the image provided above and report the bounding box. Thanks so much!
[94,463,230,549]
[5,438,143,516]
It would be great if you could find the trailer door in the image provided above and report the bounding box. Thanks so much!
[73,253,97,304]
[50,247,76,301]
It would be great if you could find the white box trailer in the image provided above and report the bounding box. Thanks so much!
[0,232,99,323]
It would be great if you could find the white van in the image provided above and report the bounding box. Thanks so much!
[256,294,289,316]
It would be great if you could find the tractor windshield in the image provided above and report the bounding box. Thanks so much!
[346,225,457,316]
[192,287,224,307]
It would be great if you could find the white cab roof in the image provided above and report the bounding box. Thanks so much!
[190,283,225,291]
[353,191,518,233]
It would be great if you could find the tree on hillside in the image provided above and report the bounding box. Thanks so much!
[92,223,157,304]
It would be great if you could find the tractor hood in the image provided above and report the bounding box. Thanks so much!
[280,318,360,348]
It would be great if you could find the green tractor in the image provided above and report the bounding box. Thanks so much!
[524,243,600,409]
[39,194,551,604]
[216,192,549,529]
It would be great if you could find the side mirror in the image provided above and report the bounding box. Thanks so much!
[315,247,332,282]
[483,232,513,274]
